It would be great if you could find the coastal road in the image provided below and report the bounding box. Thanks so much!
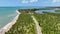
[31,15,42,34]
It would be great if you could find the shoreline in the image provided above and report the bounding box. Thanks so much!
[0,10,20,34]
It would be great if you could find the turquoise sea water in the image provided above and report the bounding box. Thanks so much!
[0,7,19,28]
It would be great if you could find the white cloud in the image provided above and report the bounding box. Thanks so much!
[22,0,29,3]
[30,0,38,3]
[53,0,60,3]
[22,0,38,3]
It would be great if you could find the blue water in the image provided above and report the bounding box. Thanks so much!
[35,10,55,14]
[0,7,20,28]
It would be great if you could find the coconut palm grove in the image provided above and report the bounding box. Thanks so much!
[5,7,60,34]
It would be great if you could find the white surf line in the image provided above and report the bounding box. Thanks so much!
[0,10,21,34]
[31,15,42,34]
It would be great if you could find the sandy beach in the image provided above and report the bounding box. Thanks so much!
[0,10,20,34]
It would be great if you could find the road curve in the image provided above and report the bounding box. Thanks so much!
[31,15,42,34]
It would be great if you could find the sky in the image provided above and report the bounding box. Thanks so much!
[0,0,60,7]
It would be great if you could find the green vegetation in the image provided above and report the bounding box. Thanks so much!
[34,13,60,34]
[5,7,60,34]
[18,9,38,14]
[5,14,37,34]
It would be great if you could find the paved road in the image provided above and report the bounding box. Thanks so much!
[31,15,42,34]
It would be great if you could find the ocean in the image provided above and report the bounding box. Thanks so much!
[0,7,19,28]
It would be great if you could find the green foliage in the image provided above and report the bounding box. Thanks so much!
[5,7,60,34]
[34,13,60,34]
[5,14,37,34]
